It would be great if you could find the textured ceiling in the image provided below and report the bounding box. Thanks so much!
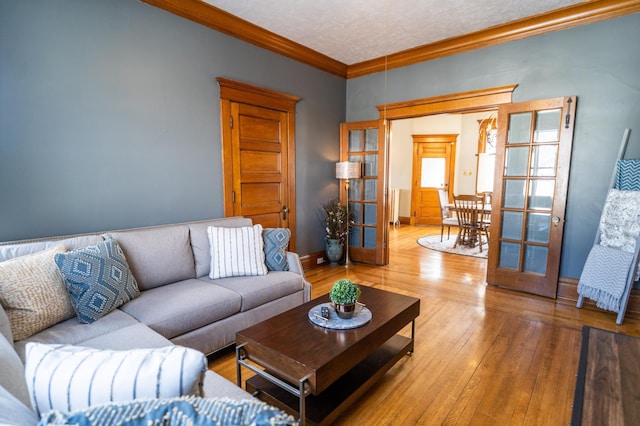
[204,0,587,65]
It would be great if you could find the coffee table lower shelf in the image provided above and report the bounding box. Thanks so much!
[245,334,413,426]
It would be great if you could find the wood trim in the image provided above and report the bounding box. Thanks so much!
[299,251,329,271]
[398,216,411,225]
[377,85,517,120]
[144,0,639,79]
[217,77,301,111]
[141,0,347,78]
[219,98,234,219]
[347,0,640,78]
[557,276,640,320]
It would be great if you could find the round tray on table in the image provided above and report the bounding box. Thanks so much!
[307,302,372,330]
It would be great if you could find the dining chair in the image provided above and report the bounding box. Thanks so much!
[453,194,486,251]
[438,189,458,242]
[477,193,491,245]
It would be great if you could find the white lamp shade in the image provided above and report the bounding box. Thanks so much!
[336,161,361,180]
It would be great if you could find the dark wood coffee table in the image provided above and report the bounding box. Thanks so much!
[235,285,420,425]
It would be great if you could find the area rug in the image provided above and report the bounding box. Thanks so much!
[417,235,488,259]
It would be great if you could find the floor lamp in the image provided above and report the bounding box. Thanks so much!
[335,161,361,267]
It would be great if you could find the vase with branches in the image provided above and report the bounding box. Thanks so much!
[321,199,353,265]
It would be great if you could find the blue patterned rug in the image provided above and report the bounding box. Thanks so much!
[417,235,488,259]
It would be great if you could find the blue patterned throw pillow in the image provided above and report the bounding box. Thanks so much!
[38,396,295,426]
[54,239,140,324]
[263,228,291,271]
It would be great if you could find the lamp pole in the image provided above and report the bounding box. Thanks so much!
[344,177,352,267]
[336,161,361,268]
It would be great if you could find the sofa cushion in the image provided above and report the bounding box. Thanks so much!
[54,239,140,324]
[263,228,291,271]
[205,271,305,312]
[105,225,195,290]
[0,304,13,346]
[208,224,268,279]
[13,308,141,360]
[202,371,254,401]
[38,396,294,426]
[172,291,306,355]
[119,279,242,339]
[0,234,103,263]
[79,322,173,350]
[0,329,32,411]
[0,385,37,426]
[188,217,253,278]
[0,245,76,341]
[25,343,206,416]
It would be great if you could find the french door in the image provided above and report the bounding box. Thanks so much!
[411,134,457,225]
[340,120,388,265]
[487,96,577,298]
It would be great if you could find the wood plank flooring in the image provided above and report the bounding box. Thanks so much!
[209,225,640,425]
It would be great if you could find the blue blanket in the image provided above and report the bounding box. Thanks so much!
[578,245,634,312]
[615,159,640,191]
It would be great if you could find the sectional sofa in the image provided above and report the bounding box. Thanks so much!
[0,217,311,424]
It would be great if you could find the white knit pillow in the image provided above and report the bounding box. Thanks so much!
[24,343,206,416]
[207,224,268,279]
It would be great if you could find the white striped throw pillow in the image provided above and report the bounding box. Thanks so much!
[24,343,206,416]
[207,224,268,279]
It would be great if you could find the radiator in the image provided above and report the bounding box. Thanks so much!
[389,188,400,226]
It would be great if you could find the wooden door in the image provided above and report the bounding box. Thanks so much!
[487,96,577,298]
[411,134,457,225]
[231,103,289,227]
[218,78,299,250]
[340,120,388,265]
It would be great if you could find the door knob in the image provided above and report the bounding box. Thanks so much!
[282,206,289,220]
[552,216,562,226]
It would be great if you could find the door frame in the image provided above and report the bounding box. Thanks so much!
[375,85,517,264]
[217,77,300,250]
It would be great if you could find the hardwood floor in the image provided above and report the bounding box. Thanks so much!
[209,225,640,425]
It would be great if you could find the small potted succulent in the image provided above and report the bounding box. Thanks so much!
[329,279,361,319]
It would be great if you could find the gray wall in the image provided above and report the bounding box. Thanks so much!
[347,14,640,278]
[0,0,345,255]
[2,1,639,278]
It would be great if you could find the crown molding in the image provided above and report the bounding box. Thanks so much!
[348,0,640,78]
[142,0,639,80]
[140,0,348,77]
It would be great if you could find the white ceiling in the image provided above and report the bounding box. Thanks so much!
[204,0,587,65]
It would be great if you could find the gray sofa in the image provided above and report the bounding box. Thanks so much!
[0,217,311,423]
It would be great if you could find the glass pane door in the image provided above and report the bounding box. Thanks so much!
[410,135,457,226]
[487,97,576,298]
[340,120,387,265]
